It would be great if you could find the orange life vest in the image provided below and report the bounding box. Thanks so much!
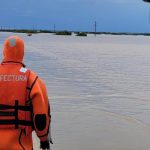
[0,63,33,134]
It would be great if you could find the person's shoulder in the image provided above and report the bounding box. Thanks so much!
[28,70,45,86]
[27,70,39,86]
[29,70,38,78]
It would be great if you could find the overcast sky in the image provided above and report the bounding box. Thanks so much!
[0,0,150,32]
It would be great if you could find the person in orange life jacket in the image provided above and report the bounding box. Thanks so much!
[0,36,51,150]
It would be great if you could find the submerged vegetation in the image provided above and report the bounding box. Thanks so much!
[1,29,150,36]
[0,29,53,34]
[55,30,72,35]
[76,32,87,36]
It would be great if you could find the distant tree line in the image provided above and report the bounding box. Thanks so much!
[1,29,150,36]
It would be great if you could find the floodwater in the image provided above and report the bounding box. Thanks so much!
[1,32,150,150]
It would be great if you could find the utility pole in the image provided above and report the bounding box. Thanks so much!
[32,24,35,32]
[54,24,56,32]
[94,21,97,36]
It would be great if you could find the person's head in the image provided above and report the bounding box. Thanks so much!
[3,36,24,63]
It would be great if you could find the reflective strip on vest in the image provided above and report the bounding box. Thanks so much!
[0,64,33,130]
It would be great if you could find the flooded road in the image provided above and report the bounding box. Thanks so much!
[1,32,150,150]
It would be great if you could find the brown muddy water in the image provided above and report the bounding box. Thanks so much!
[1,32,150,150]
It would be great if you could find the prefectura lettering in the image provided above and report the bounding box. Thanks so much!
[0,75,27,81]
